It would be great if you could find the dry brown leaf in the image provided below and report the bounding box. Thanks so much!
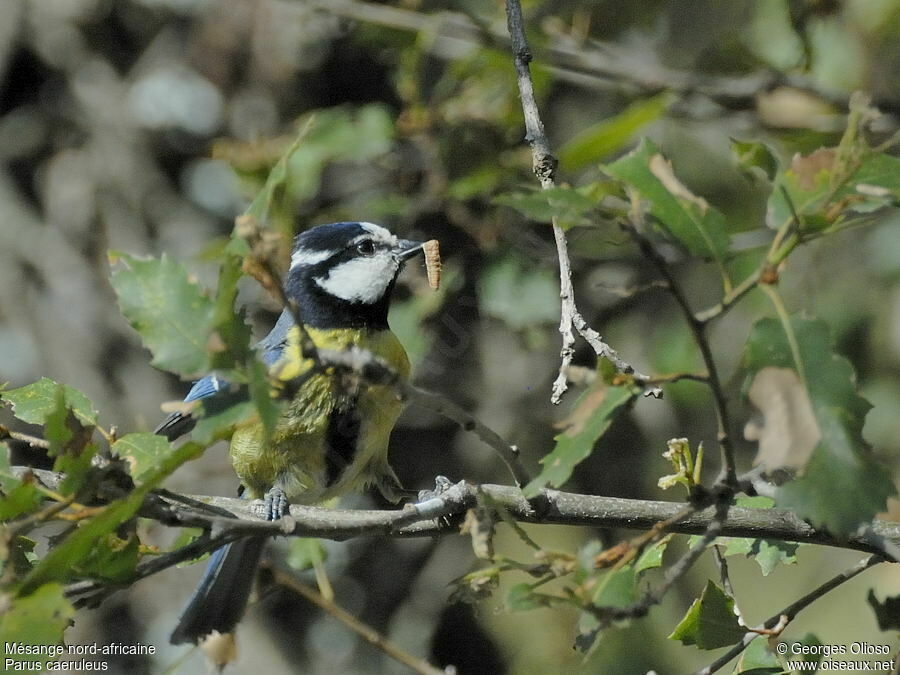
[789,148,837,191]
[744,367,820,471]
[648,154,709,212]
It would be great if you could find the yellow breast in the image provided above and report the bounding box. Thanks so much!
[229,325,410,504]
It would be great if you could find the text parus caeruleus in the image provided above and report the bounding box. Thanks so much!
[157,221,425,645]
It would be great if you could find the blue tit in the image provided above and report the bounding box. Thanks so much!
[158,221,425,645]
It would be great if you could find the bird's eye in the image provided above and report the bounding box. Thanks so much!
[356,240,376,257]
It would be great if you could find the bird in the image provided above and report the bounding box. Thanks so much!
[157,221,426,645]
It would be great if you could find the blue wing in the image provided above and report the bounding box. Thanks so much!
[154,310,293,441]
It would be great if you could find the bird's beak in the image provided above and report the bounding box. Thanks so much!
[396,239,425,262]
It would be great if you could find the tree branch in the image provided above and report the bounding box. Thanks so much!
[304,0,900,121]
[14,468,900,559]
[698,555,884,675]
[623,204,738,486]
[267,560,446,675]
[503,0,657,404]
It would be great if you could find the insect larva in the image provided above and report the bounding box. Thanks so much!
[423,239,441,290]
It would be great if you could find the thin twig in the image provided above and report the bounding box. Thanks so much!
[0,424,51,449]
[268,561,446,675]
[697,555,884,675]
[503,0,657,403]
[602,499,730,622]
[305,0,900,120]
[694,268,763,323]
[623,197,738,486]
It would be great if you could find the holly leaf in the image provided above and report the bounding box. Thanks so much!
[0,584,74,668]
[606,138,731,277]
[112,433,175,484]
[1,378,98,427]
[668,580,745,649]
[524,377,637,496]
[110,252,216,377]
[743,316,896,535]
[18,440,203,594]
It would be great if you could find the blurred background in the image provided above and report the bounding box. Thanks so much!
[1,0,899,672]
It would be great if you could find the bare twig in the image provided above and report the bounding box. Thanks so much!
[603,499,730,622]
[623,199,738,486]
[0,424,51,449]
[698,555,884,675]
[305,0,900,120]
[503,0,657,404]
[268,560,447,675]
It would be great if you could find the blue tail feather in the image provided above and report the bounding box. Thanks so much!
[169,536,268,644]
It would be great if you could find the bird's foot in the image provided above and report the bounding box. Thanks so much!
[252,486,290,521]
[417,475,454,502]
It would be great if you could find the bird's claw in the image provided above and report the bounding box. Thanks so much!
[252,486,290,521]
[417,475,454,502]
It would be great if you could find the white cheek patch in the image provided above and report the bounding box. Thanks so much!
[290,247,335,270]
[314,251,398,304]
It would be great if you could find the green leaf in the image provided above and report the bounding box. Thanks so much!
[524,380,636,497]
[42,384,97,496]
[247,357,279,439]
[506,582,549,612]
[767,148,900,233]
[0,584,74,667]
[112,433,175,484]
[715,498,799,576]
[2,378,98,427]
[605,138,731,275]
[734,636,785,674]
[494,186,596,229]
[743,316,896,535]
[110,252,216,377]
[592,565,636,608]
[560,93,674,171]
[668,580,745,649]
[209,250,252,372]
[0,441,42,519]
[75,533,139,583]
[867,589,900,631]
[18,441,203,595]
[731,138,780,183]
[286,538,327,572]
[634,535,671,575]
[191,400,258,446]
[242,105,393,222]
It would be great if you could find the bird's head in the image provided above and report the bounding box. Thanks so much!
[285,222,424,329]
